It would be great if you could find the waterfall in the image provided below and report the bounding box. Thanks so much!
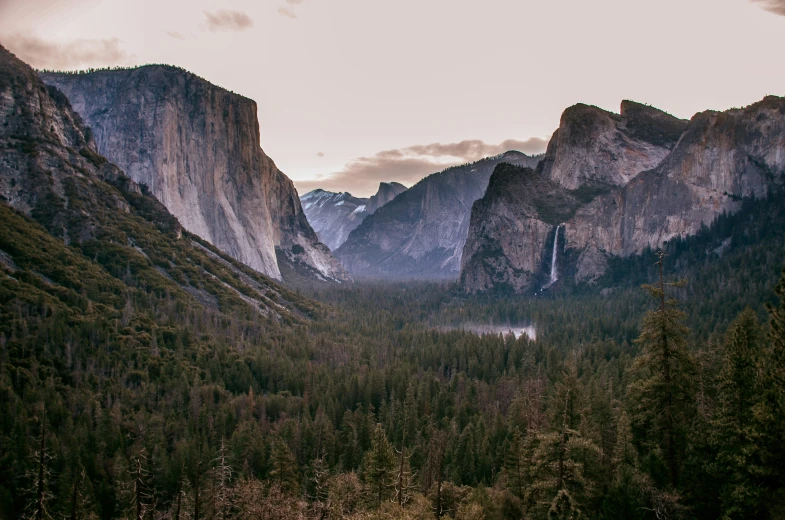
[549,225,561,285]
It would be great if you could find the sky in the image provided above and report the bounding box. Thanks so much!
[1,0,784,197]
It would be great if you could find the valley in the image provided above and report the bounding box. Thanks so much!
[1,19,785,520]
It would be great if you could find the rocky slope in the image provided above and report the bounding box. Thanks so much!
[336,151,542,278]
[300,182,406,251]
[0,44,321,322]
[461,98,785,294]
[40,67,347,283]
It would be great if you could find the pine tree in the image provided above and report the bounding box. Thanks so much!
[602,412,647,520]
[362,423,396,508]
[502,428,531,503]
[24,410,53,520]
[211,438,233,520]
[628,252,695,488]
[707,308,768,519]
[761,267,785,511]
[269,437,299,495]
[395,388,418,506]
[67,466,98,520]
[530,389,601,519]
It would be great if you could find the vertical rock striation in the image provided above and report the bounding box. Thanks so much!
[40,66,347,283]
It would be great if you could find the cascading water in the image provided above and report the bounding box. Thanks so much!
[548,225,561,285]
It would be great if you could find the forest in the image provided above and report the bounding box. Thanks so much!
[2,182,785,520]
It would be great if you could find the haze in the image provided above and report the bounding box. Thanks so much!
[1,0,783,196]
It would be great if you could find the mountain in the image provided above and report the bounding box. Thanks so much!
[540,100,688,190]
[335,151,542,279]
[366,181,407,214]
[300,182,406,251]
[461,97,785,294]
[0,44,320,324]
[39,66,348,284]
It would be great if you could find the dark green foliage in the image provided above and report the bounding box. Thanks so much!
[362,424,396,508]
[628,260,695,488]
[707,309,768,519]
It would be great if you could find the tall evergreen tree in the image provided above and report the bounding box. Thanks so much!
[707,308,768,519]
[502,428,531,504]
[269,437,299,495]
[761,267,785,511]
[362,423,396,508]
[628,252,695,488]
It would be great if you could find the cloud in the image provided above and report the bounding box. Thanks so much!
[278,0,307,18]
[278,7,297,18]
[316,152,325,157]
[204,10,253,32]
[166,31,187,40]
[751,0,785,15]
[293,137,549,197]
[2,34,132,70]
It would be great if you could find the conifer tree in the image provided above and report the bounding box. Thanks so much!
[530,388,600,519]
[628,252,695,488]
[269,437,300,495]
[708,308,767,519]
[24,410,53,520]
[761,267,785,511]
[502,428,530,503]
[362,423,396,508]
[395,388,418,506]
[211,438,233,520]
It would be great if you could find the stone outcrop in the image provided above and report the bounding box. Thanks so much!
[336,151,542,279]
[300,182,406,251]
[41,66,347,283]
[461,98,785,293]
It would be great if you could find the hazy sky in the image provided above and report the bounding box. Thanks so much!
[1,0,783,197]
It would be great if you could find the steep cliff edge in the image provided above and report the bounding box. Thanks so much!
[366,181,407,214]
[336,151,542,279]
[539,100,687,190]
[40,67,347,283]
[460,164,581,293]
[300,182,407,251]
[461,97,785,294]
[0,44,321,322]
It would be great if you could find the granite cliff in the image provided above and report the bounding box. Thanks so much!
[461,98,785,293]
[300,182,406,251]
[336,151,542,278]
[0,44,321,321]
[41,66,347,283]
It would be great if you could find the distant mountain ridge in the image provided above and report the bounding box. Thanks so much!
[300,182,407,251]
[461,97,785,293]
[40,66,348,284]
[335,151,542,278]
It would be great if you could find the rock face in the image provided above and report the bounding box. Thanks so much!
[0,44,320,321]
[540,100,687,190]
[460,164,582,293]
[336,151,542,278]
[461,98,785,294]
[40,67,347,283]
[300,182,406,251]
[366,181,407,214]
